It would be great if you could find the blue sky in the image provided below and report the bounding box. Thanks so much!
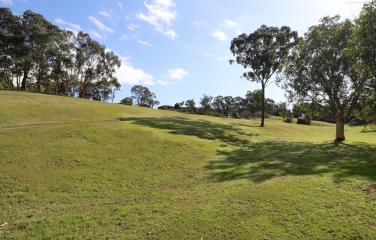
[0,0,367,105]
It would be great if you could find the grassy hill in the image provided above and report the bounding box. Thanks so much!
[0,91,375,239]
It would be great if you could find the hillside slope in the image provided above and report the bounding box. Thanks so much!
[0,91,375,239]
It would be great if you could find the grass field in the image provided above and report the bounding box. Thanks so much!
[0,90,375,239]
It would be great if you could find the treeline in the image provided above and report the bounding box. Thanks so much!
[169,90,287,119]
[0,8,121,101]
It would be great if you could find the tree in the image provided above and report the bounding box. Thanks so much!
[200,95,213,114]
[230,25,298,127]
[0,8,25,90]
[244,90,275,116]
[352,1,376,87]
[212,95,225,116]
[75,32,121,99]
[120,96,133,105]
[131,85,159,108]
[185,99,195,113]
[281,16,368,141]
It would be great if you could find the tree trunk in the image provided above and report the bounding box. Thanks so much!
[260,84,265,127]
[335,111,345,141]
[21,70,28,90]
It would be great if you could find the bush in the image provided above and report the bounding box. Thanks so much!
[297,113,312,125]
[348,116,368,126]
[283,111,293,123]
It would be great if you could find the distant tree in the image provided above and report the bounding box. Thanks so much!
[212,95,225,116]
[185,99,196,113]
[174,101,184,109]
[131,85,159,108]
[230,96,245,118]
[244,90,275,116]
[230,25,298,127]
[281,16,368,141]
[120,97,133,105]
[200,95,213,114]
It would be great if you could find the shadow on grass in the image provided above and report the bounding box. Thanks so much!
[207,142,376,183]
[119,117,257,146]
[120,117,376,183]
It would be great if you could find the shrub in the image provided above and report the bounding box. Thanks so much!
[297,113,312,125]
[283,111,293,123]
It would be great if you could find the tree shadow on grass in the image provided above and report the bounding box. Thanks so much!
[120,117,376,183]
[207,142,376,183]
[119,117,258,146]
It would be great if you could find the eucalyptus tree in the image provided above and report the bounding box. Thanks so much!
[75,32,121,99]
[230,25,298,127]
[212,95,225,116]
[281,16,368,141]
[200,95,213,114]
[0,8,24,89]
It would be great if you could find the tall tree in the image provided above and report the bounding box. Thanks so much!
[75,32,121,99]
[352,0,376,87]
[230,25,298,127]
[281,16,368,141]
[0,8,24,89]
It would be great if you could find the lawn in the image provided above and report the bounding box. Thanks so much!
[0,91,375,239]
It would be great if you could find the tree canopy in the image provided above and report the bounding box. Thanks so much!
[281,16,368,141]
[0,8,121,101]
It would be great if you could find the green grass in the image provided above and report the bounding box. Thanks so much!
[0,90,375,239]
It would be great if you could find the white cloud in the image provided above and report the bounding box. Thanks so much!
[137,39,153,47]
[99,10,110,17]
[167,68,188,80]
[115,56,155,86]
[89,16,114,33]
[0,0,12,4]
[54,18,82,34]
[128,23,140,31]
[116,63,156,86]
[212,30,227,41]
[90,30,103,40]
[137,0,177,39]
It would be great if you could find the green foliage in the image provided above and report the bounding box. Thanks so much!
[351,1,376,83]
[120,96,133,105]
[281,16,369,141]
[0,8,121,100]
[283,110,294,123]
[199,95,213,114]
[185,99,196,113]
[130,85,159,108]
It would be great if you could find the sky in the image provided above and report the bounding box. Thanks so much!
[0,0,369,105]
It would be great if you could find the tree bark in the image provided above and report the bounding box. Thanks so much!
[335,111,345,141]
[260,84,265,127]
